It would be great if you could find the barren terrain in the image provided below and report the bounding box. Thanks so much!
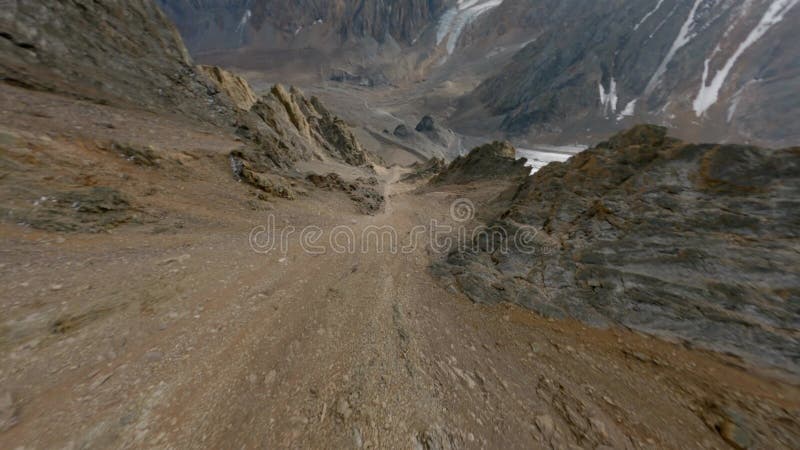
[1,83,799,449]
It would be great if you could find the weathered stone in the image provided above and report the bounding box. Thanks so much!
[435,125,800,374]
[198,65,258,111]
[430,141,529,185]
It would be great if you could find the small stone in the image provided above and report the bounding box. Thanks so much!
[535,414,555,437]
[336,398,352,421]
[247,373,257,384]
[352,427,363,448]
[50,284,64,291]
[264,370,277,385]
[144,350,163,362]
[589,418,608,439]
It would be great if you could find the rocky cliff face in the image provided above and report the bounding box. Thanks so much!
[0,0,238,126]
[458,0,800,147]
[433,125,800,374]
[156,0,452,52]
[240,84,370,166]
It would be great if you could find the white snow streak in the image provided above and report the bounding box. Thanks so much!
[598,78,618,116]
[693,0,799,116]
[437,0,505,56]
[236,9,252,34]
[634,0,667,31]
[617,99,638,121]
[644,0,703,95]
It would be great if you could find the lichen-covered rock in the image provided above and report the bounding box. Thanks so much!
[435,125,800,374]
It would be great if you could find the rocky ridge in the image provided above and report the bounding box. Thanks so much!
[1,0,377,229]
[429,141,529,185]
[433,125,800,374]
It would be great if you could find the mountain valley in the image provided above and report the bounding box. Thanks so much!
[1,1,799,448]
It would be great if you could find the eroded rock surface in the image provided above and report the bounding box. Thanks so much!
[0,0,237,126]
[430,141,529,186]
[307,173,384,215]
[198,65,258,111]
[434,125,800,374]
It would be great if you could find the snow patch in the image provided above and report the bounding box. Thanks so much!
[598,78,618,116]
[437,0,505,56]
[516,147,584,174]
[693,0,799,116]
[617,99,638,121]
[645,0,704,95]
[634,0,667,31]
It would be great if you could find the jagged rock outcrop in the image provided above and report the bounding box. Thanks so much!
[238,84,370,169]
[198,65,258,111]
[434,125,800,374]
[1,0,373,208]
[229,83,372,198]
[430,141,529,185]
[400,157,447,183]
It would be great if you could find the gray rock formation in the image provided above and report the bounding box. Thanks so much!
[433,125,800,374]
[238,84,370,168]
[0,0,238,126]
[156,0,451,52]
[430,141,530,185]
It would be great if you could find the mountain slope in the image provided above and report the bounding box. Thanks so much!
[456,0,800,147]
[154,0,799,148]
[0,0,238,126]
[157,0,452,52]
